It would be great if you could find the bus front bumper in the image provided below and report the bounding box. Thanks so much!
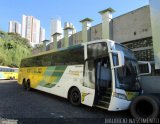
[108,97,131,111]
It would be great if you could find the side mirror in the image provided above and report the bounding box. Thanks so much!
[110,50,125,68]
[138,61,151,76]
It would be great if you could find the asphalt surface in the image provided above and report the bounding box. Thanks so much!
[0,80,132,124]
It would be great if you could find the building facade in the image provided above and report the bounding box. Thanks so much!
[22,15,45,47]
[51,19,62,35]
[8,21,21,35]
[112,4,160,75]
[39,27,45,44]
[50,19,63,42]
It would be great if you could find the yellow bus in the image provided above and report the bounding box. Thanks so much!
[0,66,19,80]
[18,39,150,111]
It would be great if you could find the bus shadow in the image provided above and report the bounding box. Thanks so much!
[29,87,132,118]
[0,81,133,121]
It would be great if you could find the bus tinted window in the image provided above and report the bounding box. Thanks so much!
[4,68,7,72]
[87,42,108,59]
[20,46,84,67]
[41,54,52,66]
[0,68,3,72]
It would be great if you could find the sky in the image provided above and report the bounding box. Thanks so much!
[0,0,149,39]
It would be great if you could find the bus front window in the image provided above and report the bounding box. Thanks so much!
[115,59,141,91]
[114,44,141,91]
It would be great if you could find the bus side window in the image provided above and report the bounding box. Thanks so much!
[83,59,95,89]
[37,56,42,66]
[51,46,84,66]
[42,54,52,66]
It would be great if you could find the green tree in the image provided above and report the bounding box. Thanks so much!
[0,30,32,67]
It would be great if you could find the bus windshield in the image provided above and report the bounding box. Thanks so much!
[114,43,141,91]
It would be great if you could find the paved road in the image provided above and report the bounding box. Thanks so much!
[0,80,132,124]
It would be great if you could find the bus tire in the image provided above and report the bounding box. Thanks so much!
[130,95,160,118]
[22,79,27,90]
[10,77,13,80]
[69,87,81,106]
[26,80,31,91]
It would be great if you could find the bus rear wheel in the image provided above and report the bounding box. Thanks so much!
[22,80,27,90]
[69,87,81,106]
[10,77,13,80]
[26,80,31,91]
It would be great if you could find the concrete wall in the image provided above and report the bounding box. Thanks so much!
[112,6,152,43]
[49,42,54,50]
[150,0,160,69]
[90,24,102,41]
[72,31,82,45]
[32,6,153,55]
[32,47,43,55]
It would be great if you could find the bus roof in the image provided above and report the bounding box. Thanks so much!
[22,39,125,60]
[23,44,83,60]
[23,39,114,60]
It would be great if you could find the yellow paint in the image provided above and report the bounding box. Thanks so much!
[2,72,18,79]
[18,67,47,88]
[18,66,66,89]
[82,92,90,102]
[125,91,139,100]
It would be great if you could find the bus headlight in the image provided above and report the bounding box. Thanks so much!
[113,92,127,100]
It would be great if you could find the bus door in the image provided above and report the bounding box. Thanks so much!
[82,59,96,106]
[94,57,112,105]
[82,42,111,106]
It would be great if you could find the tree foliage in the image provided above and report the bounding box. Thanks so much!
[0,30,32,67]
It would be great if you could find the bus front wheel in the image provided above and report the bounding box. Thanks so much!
[69,87,81,106]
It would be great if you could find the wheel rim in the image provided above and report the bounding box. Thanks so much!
[72,91,79,103]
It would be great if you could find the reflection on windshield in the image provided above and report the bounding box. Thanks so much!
[116,58,141,91]
[114,43,141,91]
